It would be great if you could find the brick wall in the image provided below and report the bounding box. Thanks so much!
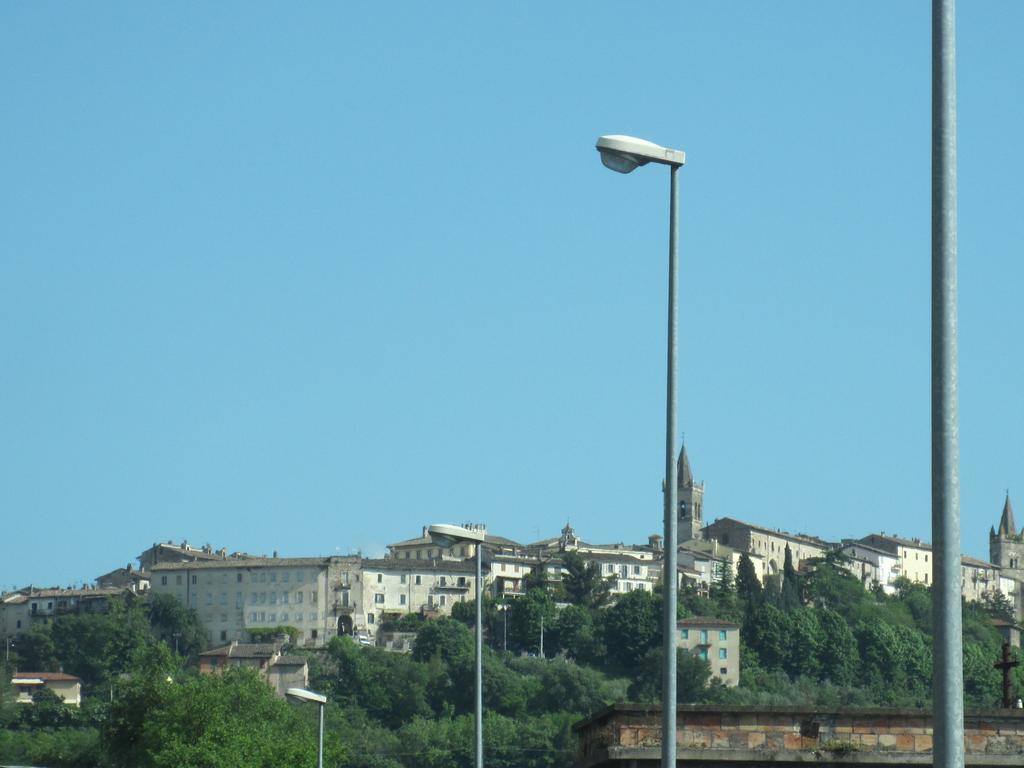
[575,705,1024,767]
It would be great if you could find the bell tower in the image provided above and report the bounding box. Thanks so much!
[676,443,705,542]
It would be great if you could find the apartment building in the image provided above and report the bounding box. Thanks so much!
[0,586,127,638]
[149,556,356,647]
[677,616,740,687]
[857,533,933,586]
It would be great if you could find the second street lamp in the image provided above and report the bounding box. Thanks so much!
[286,687,328,768]
[427,523,488,768]
[596,133,685,768]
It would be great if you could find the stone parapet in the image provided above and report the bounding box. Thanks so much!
[574,704,1024,767]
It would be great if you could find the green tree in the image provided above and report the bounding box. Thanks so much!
[816,608,859,686]
[735,553,762,604]
[506,589,556,656]
[560,553,613,610]
[743,603,788,672]
[599,589,660,669]
[146,592,206,656]
[782,608,822,679]
[627,647,712,704]
[411,618,474,665]
[550,604,603,664]
[781,545,800,610]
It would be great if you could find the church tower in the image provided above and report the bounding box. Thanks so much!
[990,493,1024,620]
[676,444,705,542]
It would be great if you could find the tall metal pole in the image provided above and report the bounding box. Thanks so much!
[932,2,964,768]
[475,544,484,768]
[662,164,680,768]
[317,701,324,768]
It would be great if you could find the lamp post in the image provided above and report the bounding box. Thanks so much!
[596,133,685,768]
[286,687,328,768]
[428,523,488,768]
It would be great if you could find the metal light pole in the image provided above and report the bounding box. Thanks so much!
[931,2,964,767]
[428,523,488,768]
[286,687,328,768]
[596,135,685,768]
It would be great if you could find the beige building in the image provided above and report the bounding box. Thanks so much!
[858,533,933,586]
[702,517,830,579]
[351,558,479,637]
[11,672,82,706]
[387,524,524,562]
[0,587,127,638]
[149,556,356,647]
[677,617,740,687]
[960,555,1012,604]
[198,641,308,698]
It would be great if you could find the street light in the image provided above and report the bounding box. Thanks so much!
[286,687,328,768]
[427,523,487,768]
[596,133,685,768]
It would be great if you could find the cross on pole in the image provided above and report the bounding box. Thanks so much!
[993,642,1020,708]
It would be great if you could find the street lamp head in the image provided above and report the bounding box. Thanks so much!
[286,687,327,705]
[596,135,685,173]
[427,523,487,549]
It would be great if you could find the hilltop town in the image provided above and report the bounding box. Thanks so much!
[5,448,1021,659]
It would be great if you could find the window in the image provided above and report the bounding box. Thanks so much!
[405,551,410,559]
[377,573,382,583]
[219,592,227,605]
[633,565,641,575]
[440,595,447,607]
[400,594,406,605]
[259,592,267,604]
[281,612,289,622]
[719,648,728,659]
[220,630,227,641]
[237,573,243,583]
[282,592,289,604]
[192,575,197,585]
[311,591,318,604]
[269,613,277,622]
[161,575,168,586]
[236,592,243,608]
[375,594,385,604]
[458,576,466,587]
[368,613,375,624]
[700,630,709,644]
[296,591,303,604]
[310,612,317,621]
[440,576,447,587]
[250,593,257,606]
[719,630,728,640]
[282,572,289,582]
[720,667,728,675]
[249,612,257,622]
[206,593,213,606]
[270,592,277,605]
[341,591,348,607]
[400,574,407,584]
[176,575,183,585]
[698,648,708,660]
[619,565,628,578]
[297,571,305,583]
[311,629,318,640]
[415,575,422,585]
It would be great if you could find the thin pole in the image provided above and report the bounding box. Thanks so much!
[475,544,483,768]
[662,163,679,768]
[932,2,963,768]
[317,702,324,768]
[539,612,544,657]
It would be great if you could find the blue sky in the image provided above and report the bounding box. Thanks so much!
[2,3,1022,588]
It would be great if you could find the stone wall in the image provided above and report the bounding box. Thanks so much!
[574,705,1024,767]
